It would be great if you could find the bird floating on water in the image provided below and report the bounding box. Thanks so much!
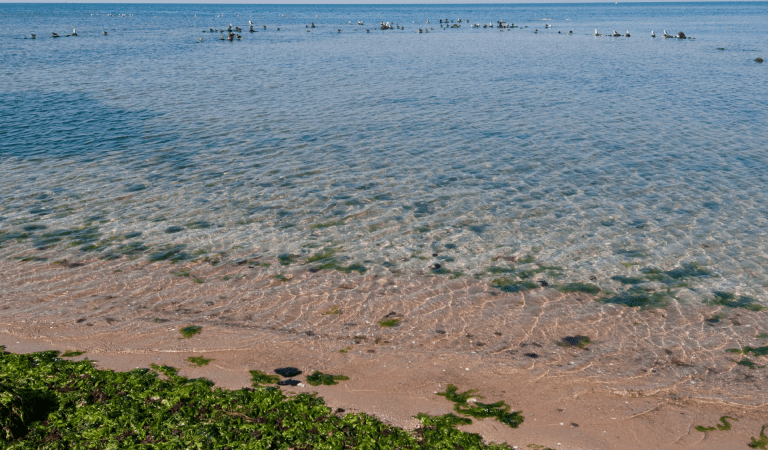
[651,30,655,37]
[71,28,77,36]
[625,30,630,37]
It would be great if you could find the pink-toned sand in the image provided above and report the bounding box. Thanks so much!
[1,256,766,449]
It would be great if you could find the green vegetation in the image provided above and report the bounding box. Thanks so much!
[709,292,763,311]
[611,275,645,285]
[492,277,539,293]
[737,358,762,369]
[179,325,201,339]
[757,334,768,339]
[278,254,296,266]
[727,346,768,357]
[486,266,515,274]
[557,336,592,349]
[172,269,191,277]
[311,219,346,229]
[1,350,519,448]
[149,244,189,262]
[518,255,536,264]
[378,318,401,327]
[187,356,213,367]
[600,287,671,310]
[315,261,367,274]
[306,371,349,386]
[185,220,212,229]
[436,384,524,429]
[271,273,289,282]
[306,248,337,263]
[193,277,204,284]
[696,416,738,432]
[557,282,600,295]
[60,351,85,358]
[750,426,768,449]
[249,369,280,386]
[324,306,341,315]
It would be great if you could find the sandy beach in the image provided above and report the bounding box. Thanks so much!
[2,254,766,449]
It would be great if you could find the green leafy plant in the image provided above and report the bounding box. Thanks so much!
[306,371,349,386]
[0,349,518,448]
[179,325,201,339]
[436,384,524,429]
[249,369,279,386]
[61,350,85,358]
[749,426,768,449]
[709,291,763,311]
[557,282,600,295]
[557,336,592,349]
[187,356,213,367]
[696,416,738,432]
[378,318,401,327]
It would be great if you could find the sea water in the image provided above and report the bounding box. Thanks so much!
[1,2,767,304]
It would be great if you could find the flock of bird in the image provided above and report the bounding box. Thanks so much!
[33,28,107,39]
[30,19,691,41]
[593,28,691,39]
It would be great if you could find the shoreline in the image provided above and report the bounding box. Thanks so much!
[2,256,767,448]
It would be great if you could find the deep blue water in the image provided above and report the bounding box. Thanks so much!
[1,3,767,303]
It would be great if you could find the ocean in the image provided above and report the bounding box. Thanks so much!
[1,2,767,304]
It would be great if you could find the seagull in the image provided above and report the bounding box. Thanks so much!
[625,30,630,37]
[72,28,77,36]
[594,28,600,36]
[612,30,621,36]
[651,30,655,37]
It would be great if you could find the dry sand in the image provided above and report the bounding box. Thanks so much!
[1,255,766,449]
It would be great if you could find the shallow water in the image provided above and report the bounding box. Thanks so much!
[1,2,768,306]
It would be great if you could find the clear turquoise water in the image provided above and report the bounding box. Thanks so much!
[1,3,767,303]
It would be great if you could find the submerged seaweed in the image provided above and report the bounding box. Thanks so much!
[709,292,763,311]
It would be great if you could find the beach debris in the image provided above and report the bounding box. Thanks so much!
[277,379,300,386]
[756,57,763,63]
[274,367,302,377]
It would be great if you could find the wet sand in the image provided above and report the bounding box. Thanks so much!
[1,255,767,449]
